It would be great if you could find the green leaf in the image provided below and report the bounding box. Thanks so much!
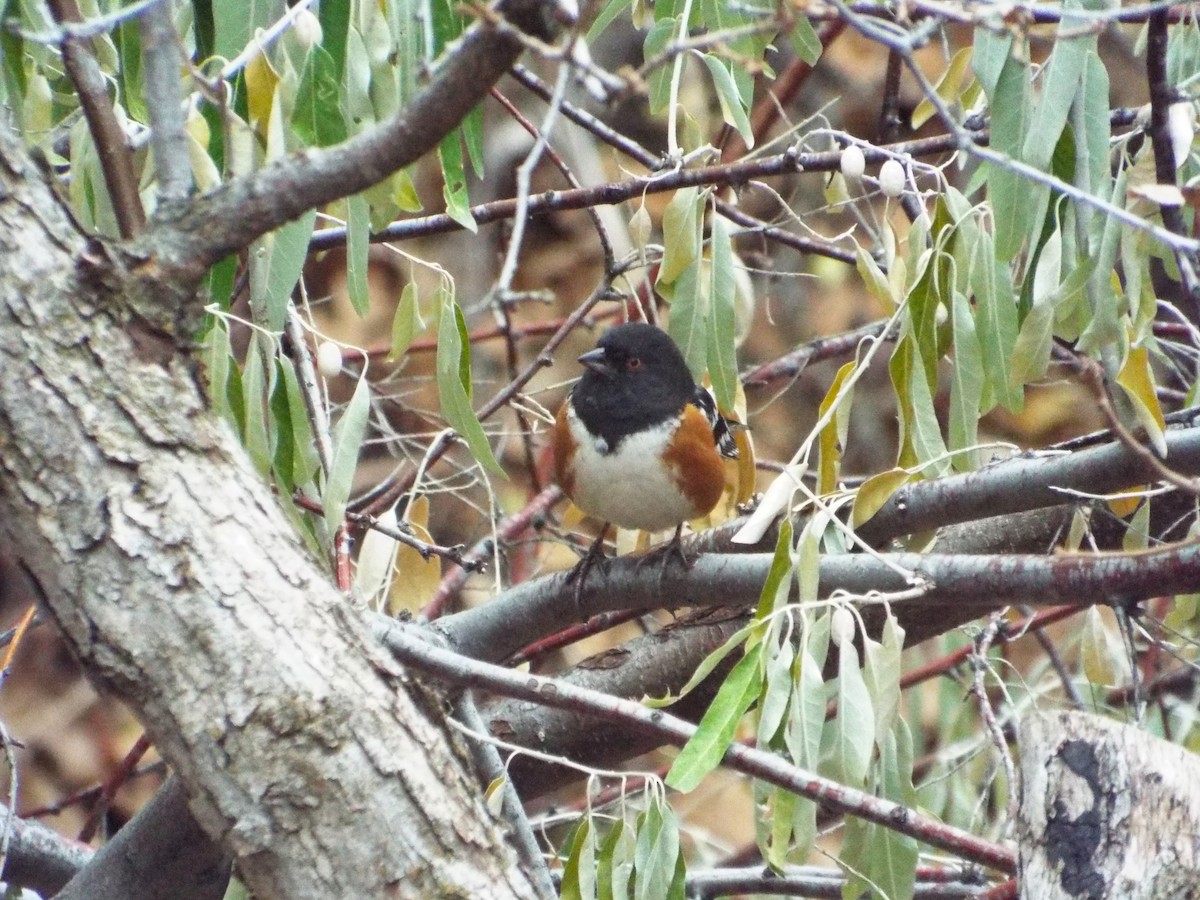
[633,799,680,900]
[1021,1,1092,173]
[864,611,905,748]
[700,54,753,145]
[948,290,984,469]
[213,0,282,62]
[645,622,758,708]
[207,253,238,311]
[114,18,146,124]
[597,820,633,900]
[324,373,371,534]
[788,15,822,65]
[242,335,272,475]
[280,358,320,485]
[0,0,26,107]
[269,358,295,489]
[785,616,831,763]
[912,46,972,130]
[462,102,485,178]
[756,636,795,746]
[388,282,423,360]
[971,231,1021,411]
[250,209,317,331]
[975,33,1031,260]
[705,216,739,410]
[869,724,919,900]
[436,299,506,477]
[761,784,797,871]
[1076,54,1111,197]
[820,637,873,787]
[666,643,763,792]
[438,130,478,232]
[205,316,233,422]
[666,257,706,382]
[318,0,350,81]
[345,193,370,316]
[856,246,897,310]
[293,45,348,147]
[658,187,701,285]
[588,0,632,41]
[755,518,794,621]
[561,818,596,900]
[192,0,215,62]
[643,18,677,115]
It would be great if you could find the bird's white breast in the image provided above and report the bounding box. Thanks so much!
[565,410,698,532]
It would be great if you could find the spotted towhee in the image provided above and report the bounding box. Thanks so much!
[554,323,739,572]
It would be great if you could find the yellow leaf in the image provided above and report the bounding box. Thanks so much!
[388,496,443,616]
[244,45,279,132]
[817,362,856,495]
[1115,344,1167,456]
[1080,607,1120,686]
[1106,490,1144,520]
[912,47,973,129]
[851,468,910,528]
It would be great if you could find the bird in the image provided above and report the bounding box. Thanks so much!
[553,322,740,579]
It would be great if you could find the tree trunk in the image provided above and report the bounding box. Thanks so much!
[1018,710,1200,900]
[0,130,535,898]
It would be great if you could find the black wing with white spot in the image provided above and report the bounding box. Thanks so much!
[691,387,740,459]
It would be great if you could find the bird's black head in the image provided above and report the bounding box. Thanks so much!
[572,323,697,450]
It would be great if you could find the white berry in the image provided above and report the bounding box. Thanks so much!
[840,145,866,180]
[831,607,856,645]
[879,159,906,197]
[316,341,343,378]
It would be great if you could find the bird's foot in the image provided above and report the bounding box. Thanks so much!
[565,526,610,613]
[634,524,693,585]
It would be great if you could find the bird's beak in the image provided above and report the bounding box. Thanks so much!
[577,348,616,378]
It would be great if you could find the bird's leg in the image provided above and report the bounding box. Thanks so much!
[565,524,610,612]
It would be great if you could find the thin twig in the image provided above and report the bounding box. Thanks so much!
[970,614,1019,826]
[1018,606,1085,709]
[77,733,151,844]
[1081,359,1200,497]
[292,493,473,568]
[46,0,146,238]
[424,484,563,620]
[452,693,556,900]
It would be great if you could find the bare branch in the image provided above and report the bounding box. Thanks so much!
[376,617,1019,875]
[437,538,1200,665]
[46,0,146,238]
[139,0,192,205]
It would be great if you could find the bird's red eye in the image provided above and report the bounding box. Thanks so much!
[627,357,642,370]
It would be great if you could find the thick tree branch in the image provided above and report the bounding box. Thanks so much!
[857,421,1200,546]
[144,0,562,282]
[438,538,1200,665]
[480,502,1186,799]
[56,777,229,900]
[0,803,91,897]
[0,125,536,899]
